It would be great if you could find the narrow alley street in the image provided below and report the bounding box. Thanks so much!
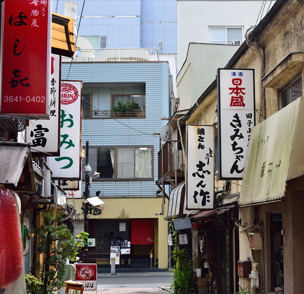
[95,271,173,294]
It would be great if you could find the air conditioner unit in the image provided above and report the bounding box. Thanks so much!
[232,40,241,45]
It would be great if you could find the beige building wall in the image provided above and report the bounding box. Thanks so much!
[68,198,168,269]
[177,43,239,110]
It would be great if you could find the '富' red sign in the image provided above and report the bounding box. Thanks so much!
[0,0,51,118]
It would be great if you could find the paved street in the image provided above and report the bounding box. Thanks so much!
[93,272,173,294]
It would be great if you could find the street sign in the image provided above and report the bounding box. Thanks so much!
[75,263,97,291]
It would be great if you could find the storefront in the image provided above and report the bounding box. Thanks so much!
[69,197,168,269]
[239,96,304,293]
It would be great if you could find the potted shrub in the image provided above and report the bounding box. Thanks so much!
[112,101,139,116]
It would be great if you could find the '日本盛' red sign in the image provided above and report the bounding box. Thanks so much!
[0,0,51,118]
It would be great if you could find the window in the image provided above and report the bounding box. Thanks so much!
[209,27,242,45]
[280,76,302,108]
[112,94,145,110]
[82,94,92,118]
[80,36,107,48]
[89,146,153,180]
[112,94,146,118]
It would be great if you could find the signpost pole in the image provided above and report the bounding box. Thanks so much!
[84,141,90,263]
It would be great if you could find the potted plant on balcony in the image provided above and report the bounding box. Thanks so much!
[112,101,140,117]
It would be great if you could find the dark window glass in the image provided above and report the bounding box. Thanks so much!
[281,77,302,108]
[97,148,114,178]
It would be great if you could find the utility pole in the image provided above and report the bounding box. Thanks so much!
[84,140,90,263]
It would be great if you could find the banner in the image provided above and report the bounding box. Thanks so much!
[217,68,255,179]
[0,0,51,118]
[48,81,82,180]
[187,125,214,210]
[26,54,61,155]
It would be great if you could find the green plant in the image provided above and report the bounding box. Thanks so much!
[33,209,86,294]
[237,285,252,294]
[170,221,195,294]
[192,253,202,269]
[112,101,139,114]
[25,274,43,294]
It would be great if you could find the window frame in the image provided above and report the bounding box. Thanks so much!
[111,94,146,118]
[279,75,303,109]
[209,26,243,45]
[91,145,154,181]
[82,93,93,119]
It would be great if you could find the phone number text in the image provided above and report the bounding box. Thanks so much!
[3,96,46,103]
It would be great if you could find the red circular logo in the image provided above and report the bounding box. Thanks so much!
[61,83,79,105]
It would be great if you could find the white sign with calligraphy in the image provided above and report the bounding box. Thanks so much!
[217,68,255,179]
[48,81,82,180]
[26,54,61,155]
[187,126,214,210]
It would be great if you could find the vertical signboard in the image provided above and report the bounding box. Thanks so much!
[187,125,214,210]
[48,81,82,180]
[217,69,255,179]
[26,54,61,155]
[0,0,51,118]
[75,263,97,291]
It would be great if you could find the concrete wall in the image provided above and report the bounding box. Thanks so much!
[177,43,239,110]
[52,0,177,54]
[177,0,271,69]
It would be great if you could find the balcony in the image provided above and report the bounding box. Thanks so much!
[62,48,159,63]
[83,109,145,119]
[157,141,185,188]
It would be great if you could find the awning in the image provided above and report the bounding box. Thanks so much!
[0,142,35,192]
[52,13,75,57]
[190,210,216,219]
[240,95,304,206]
[167,183,186,219]
[131,219,154,245]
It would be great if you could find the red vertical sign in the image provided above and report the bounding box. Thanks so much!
[0,0,51,118]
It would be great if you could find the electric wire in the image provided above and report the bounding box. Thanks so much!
[66,0,86,80]
[55,0,59,13]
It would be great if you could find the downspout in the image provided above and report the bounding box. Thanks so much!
[245,27,265,122]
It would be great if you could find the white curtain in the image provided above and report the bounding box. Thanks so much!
[135,148,152,178]
[117,148,134,178]
[210,27,225,44]
[132,95,145,110]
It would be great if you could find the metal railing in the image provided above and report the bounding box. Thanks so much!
[63,48,159,62]
[83,109,145,119]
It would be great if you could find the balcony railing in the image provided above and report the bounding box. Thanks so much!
[83,109,145,119]
[62,48,159,63]
[157,141,184,185]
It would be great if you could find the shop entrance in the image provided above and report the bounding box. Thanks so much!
[270,213,283,291]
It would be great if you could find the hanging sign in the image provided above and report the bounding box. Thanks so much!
[48,81,82,180]
[187,125,214,210]
[75,263,97,291]
[25,54,61,155]
[0,0,51,118]
[217,68,255,179]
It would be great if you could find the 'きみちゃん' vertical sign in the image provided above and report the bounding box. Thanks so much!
[187,126,214,210]
[48,81,82,180]
[0,0,51,118]
[217,68,255,180]
[26,54,61,155]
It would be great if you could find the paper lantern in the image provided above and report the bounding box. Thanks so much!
[0,188,23,288]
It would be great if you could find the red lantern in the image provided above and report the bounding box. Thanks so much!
[0,188,23,288]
